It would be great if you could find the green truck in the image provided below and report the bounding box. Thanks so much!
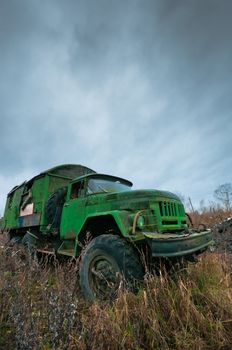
[0,164,212,299]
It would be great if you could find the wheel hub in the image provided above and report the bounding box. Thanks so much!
[89,255,120,297]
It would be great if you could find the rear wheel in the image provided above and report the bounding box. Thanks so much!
[79,234,144,300]
[22,233,38,261]
[4,235,23,257]
[9,236,22,246]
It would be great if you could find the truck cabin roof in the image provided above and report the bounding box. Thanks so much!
[7,164,96,196]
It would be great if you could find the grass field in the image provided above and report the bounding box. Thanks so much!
[1,209,232,349]
[0,245,232,349]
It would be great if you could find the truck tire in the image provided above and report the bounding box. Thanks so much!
[45,187,67,228]
[9,235,22,246]
[22,233,37,260]
[5,235,22,257]
[79,234,144,300]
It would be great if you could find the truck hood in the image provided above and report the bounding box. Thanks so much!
[104,189,180,202]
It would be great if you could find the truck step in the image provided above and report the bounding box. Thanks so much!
[57,240,75,257]
[56,248,75,257]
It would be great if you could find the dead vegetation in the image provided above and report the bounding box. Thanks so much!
[188,208,232,229]
[189,209,232,253]
[0,210,232,350]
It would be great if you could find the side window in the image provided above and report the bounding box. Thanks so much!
[21,190,32,210]
[70,181,85,199]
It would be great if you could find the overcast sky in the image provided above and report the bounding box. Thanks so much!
[0,0,232,215]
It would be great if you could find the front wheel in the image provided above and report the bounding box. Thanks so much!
[79,234,144,300]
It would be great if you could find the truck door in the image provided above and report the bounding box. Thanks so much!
[60,180,86,240]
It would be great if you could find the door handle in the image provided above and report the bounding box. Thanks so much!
[64,203,69,207]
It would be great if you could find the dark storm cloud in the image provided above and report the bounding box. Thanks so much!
[0,0,232,214]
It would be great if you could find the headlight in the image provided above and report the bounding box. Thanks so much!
[137,216,145,229]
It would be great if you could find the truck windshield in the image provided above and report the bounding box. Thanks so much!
[87,178,131,194]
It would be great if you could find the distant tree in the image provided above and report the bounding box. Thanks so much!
[199,199,207,213]
[208,200,222,212]
[214,183,232,210]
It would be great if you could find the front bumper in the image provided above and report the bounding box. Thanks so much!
[143,230,213,257]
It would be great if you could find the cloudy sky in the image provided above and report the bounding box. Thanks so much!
[0,0,231,215]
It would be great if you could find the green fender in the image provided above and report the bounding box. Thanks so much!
[74,210,132,256]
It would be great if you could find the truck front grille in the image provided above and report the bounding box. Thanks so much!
[159,201,185,217]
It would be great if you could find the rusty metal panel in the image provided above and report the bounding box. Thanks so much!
[18,213,41,227]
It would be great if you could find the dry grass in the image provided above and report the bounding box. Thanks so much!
[1,209,232,349]
[188,208,232,229]
[0,246,232,350]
